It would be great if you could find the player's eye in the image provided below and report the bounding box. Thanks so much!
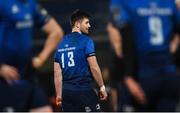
[86,21,89,24]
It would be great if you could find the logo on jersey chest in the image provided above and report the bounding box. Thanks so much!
[12,4,19,14]
[137,2,172,16]
[11,4,34,29]
[58,47,76,52]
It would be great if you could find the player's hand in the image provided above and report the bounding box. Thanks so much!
[99,85,108,101]
[125,76,147,105]
[0,64,20,84]
[32,56,45,69]
[56,96,62,106]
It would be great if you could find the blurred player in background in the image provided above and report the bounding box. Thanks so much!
[0,0,63,111]
[54,10,107,112]
[106,0,124,111]
[111,0,180,111]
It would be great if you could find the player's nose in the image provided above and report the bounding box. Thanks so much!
[88,23,91,28]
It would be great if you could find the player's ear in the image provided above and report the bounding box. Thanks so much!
[75,21,80,28]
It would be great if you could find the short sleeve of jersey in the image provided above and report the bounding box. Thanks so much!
[109,0,121,24]
[85,38,96,58]
[174,1,180,28]
[32,0,51,28]
[110,1,131,28]
[110,0,121,12]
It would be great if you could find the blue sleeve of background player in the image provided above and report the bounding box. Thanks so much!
[85,38,96,58]
[109,0,121,12]
[173,1,180,34]
[32,0,51,28]
[110,1,131,28]
[109,0,121,24]
[174,2,180,24]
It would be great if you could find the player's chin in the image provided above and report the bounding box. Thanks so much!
[85,29,89,33]
[82,30,89,34]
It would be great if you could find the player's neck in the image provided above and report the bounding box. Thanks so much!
[72,28,82,34]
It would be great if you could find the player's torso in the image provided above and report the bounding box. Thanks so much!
[123,0,175,55]
[1,0,34,28]
[0,0,34,46]
[122,0,177,76]
[56,32,92,87]
[0,0,35,72]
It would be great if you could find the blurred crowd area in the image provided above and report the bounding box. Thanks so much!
[33,0,180,112]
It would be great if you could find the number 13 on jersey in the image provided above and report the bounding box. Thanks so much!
[61,51,75,68]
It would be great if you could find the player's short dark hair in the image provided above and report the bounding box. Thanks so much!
[70,9,90,27]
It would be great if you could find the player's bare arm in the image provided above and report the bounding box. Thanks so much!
[33,18,64,68]
[124,76,146,105]
[107,22,123,58]
[87,56,108,101]
[170,34,180,54]
[54,62,62,106]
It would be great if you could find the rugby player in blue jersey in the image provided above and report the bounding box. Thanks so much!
[111,0,180,111]
[0,0,63,111]
[54,10,107,112]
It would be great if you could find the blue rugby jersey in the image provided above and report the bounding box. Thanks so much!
[54,32,96,90]
[113,0,180,75]
[115,0,180,56]
[109,0,122,25]
[0,0,51,77]
[109,0,121,12]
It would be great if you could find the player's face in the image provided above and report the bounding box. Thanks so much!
[80,18,91,34]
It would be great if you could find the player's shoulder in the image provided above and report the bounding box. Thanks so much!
[65,32,93,41]
[80,34,93,42]
[62,33,73,41]
[58,33,72,45]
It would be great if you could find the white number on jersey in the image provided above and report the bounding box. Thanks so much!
[61,51,75,68]
[68,52,75,67]
[148,16,164,45]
